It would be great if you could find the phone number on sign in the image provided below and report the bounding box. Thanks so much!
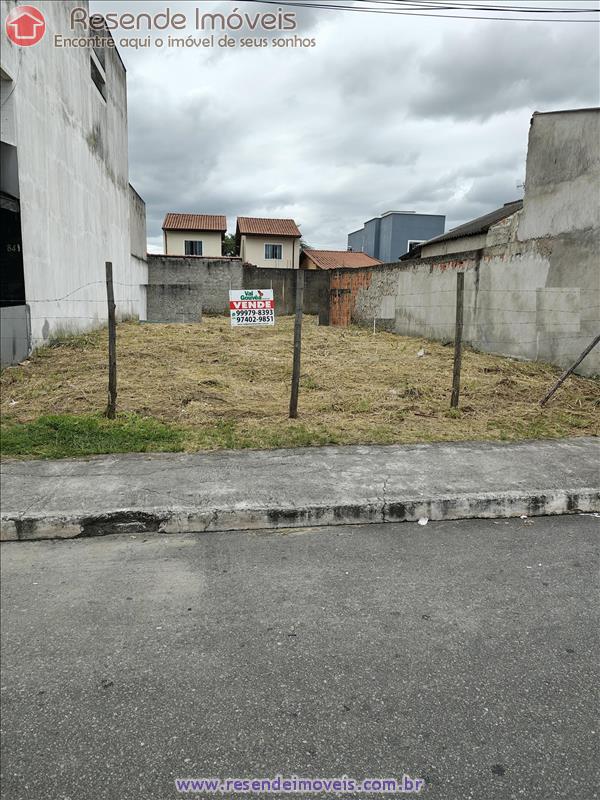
[231,309,275,325]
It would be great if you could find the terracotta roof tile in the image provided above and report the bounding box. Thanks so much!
[302,249,382,270]
[236,217,301,237]
[163,213,227,232]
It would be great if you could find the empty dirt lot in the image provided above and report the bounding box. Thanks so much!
[1,316,598,458]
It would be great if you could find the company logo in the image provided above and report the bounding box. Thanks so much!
[5,5,46,46]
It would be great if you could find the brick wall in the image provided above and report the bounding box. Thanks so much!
[329,269,373,326]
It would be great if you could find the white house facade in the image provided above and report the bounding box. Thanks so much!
[236,217,301,269]
[162,213,226,258]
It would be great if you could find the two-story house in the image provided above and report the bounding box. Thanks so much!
[236,217,301,269]
[162,213,227,257]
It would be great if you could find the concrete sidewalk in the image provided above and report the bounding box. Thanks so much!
[1,437,599,541]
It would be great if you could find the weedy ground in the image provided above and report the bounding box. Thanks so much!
[1,316,598,459]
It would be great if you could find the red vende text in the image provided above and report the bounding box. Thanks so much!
[230,300,275,309]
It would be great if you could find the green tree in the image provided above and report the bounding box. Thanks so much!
[223,233,237,256]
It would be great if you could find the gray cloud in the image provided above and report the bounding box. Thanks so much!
[409,22,599,121]
[90,1,600,251]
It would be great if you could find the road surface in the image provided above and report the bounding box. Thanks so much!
[1,516,598,799]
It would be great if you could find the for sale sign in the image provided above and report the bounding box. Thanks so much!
[229,289,275,326]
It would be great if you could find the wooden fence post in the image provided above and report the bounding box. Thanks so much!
[450,271,465,408]
[289,269,305,419]
[539,334,600,406]
[105,261,117,419]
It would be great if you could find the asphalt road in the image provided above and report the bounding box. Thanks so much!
[1,516,598,800]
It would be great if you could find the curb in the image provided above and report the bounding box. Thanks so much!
[1,487,598,542]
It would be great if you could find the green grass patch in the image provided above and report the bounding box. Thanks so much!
[47,328,106,350]
[1,414,185,459]
[186,420,341,451]
[0,414,343,459]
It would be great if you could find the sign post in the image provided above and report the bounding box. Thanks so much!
[229,289,275,327]
[289,270,304,419]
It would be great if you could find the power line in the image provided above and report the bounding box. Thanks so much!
[277,0,600,11]
[246,0,600,22]
[355,1,597,11]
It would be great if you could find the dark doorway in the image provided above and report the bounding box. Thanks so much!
[0,193,25,307]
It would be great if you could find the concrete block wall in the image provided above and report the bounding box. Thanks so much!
[129,185,148,263]
[329,245,599,376]
[146,285,202,324]
[303,270,333,317]
[198,259,244,313]
[146,256,243,321]
[0,305,30,366]
[243,266,329,316]
[331,256,477,333]
[472,237,600,375]
[329,111,600,377]
[146,256,330,321]
[128,184,148,321]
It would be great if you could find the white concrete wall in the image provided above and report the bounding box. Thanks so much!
[164,230,223,257]
[349,109,600,377]
[240,235,299,269]
[471,240,599,373]
[0,0,146,347]
[519,109,600,240]
[352,239,599,377]
[129,184,147,321]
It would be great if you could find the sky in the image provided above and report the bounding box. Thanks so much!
[89,0,600,252]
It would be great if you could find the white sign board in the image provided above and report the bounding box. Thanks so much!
[229,289,275,327]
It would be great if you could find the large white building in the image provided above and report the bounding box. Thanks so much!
[0,1,147,365]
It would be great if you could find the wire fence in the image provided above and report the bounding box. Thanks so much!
[2,270,599,415]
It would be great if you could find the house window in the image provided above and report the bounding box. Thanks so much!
[265,243,282,260]
[185,240,203,256]
[90,55,106,100]
[90,16,106,68]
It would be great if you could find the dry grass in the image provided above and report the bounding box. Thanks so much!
[1,316,599,456]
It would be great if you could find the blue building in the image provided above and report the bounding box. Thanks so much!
[347,210,445,262]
